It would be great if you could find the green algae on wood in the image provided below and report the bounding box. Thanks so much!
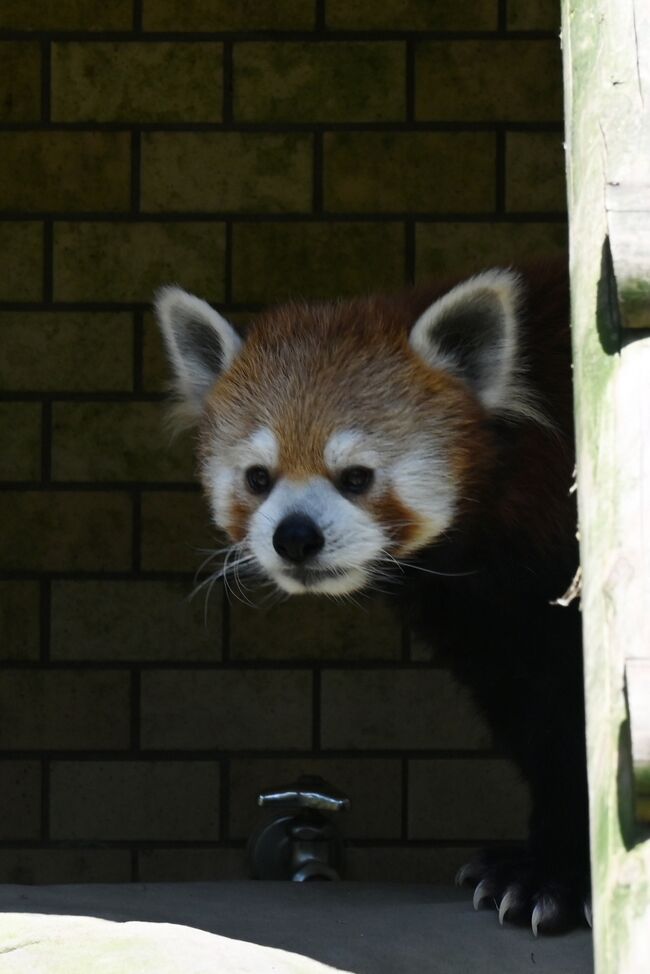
[562,0,650,970]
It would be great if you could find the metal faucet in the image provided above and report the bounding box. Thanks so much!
[248,774,350,881]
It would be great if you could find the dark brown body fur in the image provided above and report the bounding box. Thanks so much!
[400,262,589,930]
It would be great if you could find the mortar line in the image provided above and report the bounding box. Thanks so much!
[219,758,230,842]
[132,309,144,393]
[131,489,142,573]
[0,120,565,134]
[312,669,322,753]
[40,758,50,841]
[222,41,233,124]
[0,29,558,42]
[39,577,51,663]
[40,400,52,483]
[223,220,233,304]
[130,668,141,752]
[0,209,566,224]
[133,0,143,32]
[405,219,416,285]
[42,221,53,303]
[498,0,508,33]
[40,40,51,122]
[405,38,415,123]
[495,127,507,214]
[313,131,324,212]
[130,129,141,214]
[401,758,409,840]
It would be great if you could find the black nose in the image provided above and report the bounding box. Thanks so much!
[273,514,325,564]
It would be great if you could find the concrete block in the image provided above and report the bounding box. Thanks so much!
[52,42,223,123]
[140,669,312,750]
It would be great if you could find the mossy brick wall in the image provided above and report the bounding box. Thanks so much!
[0,0,565,883]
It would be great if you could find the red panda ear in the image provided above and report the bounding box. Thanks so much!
[409,269,523,414]
[154,286,243,426]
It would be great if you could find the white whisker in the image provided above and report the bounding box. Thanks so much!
[394,559,477,579]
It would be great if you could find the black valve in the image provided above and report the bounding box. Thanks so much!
[247,774,350,881]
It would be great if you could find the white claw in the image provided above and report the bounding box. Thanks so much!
[531,894,560,937]
[498,889,517,926]
[473,879,493,912]
[455,862,474,888]
[583,898,593,928]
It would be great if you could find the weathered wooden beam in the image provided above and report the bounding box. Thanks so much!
[562,0,650,969]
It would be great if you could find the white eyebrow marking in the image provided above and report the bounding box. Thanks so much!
[235,426,278,468]
[324,429,380,471]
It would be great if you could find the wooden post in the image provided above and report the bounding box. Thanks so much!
[562,0,650,969]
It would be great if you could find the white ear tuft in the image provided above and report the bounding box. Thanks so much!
[410,269,534,417]
[154,286,243,425]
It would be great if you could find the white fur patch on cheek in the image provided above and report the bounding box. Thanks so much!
[247,491,284,574]
[202,458,235,529]
[392,450,457,550]
[201,427,278,534]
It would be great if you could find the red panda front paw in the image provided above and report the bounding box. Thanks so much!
[455,849,591,935]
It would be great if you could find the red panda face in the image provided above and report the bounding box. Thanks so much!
[199,351,468,594]
[156,270,537,595]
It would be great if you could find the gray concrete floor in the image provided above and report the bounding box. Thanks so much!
[0,881,593,973]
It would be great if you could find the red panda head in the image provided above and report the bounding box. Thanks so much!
[156,270,539,595]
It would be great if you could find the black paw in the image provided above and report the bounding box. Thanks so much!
[455,849,591,935]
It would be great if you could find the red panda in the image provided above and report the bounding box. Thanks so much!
[155,261,589,935]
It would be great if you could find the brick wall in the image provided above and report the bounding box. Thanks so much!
[0,1,565,883]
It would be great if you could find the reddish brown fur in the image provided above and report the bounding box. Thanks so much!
[191,260,588,928]
[228,498,251,543]
[200,260,573,555]
[370,489,427,552]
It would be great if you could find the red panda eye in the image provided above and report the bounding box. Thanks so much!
[246,465,272,495]
[339,466,374,495]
